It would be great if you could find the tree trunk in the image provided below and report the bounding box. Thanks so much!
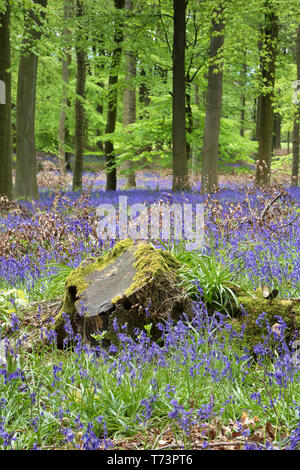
[255,2,279,186]
[240,50,247,138]
[273,113,281,149]
[0,1,13,200]
[72,0,86,191]
[255,95,262,142]
[172,0,189,191]
[191,83,200,179]
[201,3,225,194]
[15,0,47,200]
[58,0,73,174]
[139,68,150,111]
[292,26,300,187]
[93,45,105,153]
[105,0,125,191]
[122,0,136,188]
[185,80,193,161]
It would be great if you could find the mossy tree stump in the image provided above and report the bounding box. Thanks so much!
[54,239,192,348]
[231,290,300,352]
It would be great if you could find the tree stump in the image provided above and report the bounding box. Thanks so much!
[54,239,192,348]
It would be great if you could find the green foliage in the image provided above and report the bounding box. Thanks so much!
[0,288,28,328]
[28,264,74,302]
[176,251,243,316]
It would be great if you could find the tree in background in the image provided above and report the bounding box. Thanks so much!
[0,0,13,199]
[255,0,279,186]
[15,0,48,200]
[172,0,189,191]
[58,0,73,174]
[72,0,86,191]
[105,0,125,191]
[201,1,225,194]
[122,0,136,188]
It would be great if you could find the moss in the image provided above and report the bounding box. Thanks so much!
[122,244,180,298]
[232,294,296,351]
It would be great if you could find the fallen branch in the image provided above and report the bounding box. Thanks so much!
[271,213,300,233]
[259,191,283,221]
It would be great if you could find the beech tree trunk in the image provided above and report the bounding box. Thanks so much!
[240,50,247,138]
[292,26,300,187]
[201,3,225,194]
[172,0,189,191]
[122,0,136,188]
[255,2,278,186]
[185,79,193,161]
[93,45,105,153]
[58,0,73,174]
[191,83,200,179]
[273,113,281,149]
[72,0,86,191]
[0,1,13,200]
[139,68,150,112]
[105,0,125,191]
[15,0,47,200]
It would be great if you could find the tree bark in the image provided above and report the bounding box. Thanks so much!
[172,0,189,191]
[72,0,86,191]
[93,45,105,153]
[122,0,136,188]
[240,50,247,138]
[201,2,225,194]
[292,26,300,187]
[0,1,13,200]
[273,113,281,149]
[15,0,47,200]
[105,0,125,191]
[191,83,200,179]
[139,68,150,111]
[58,0,73,174]
[185,79,193,161]
[255,2,279,186]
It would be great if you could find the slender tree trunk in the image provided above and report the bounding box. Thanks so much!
[139,68,150,112]
[185,79,193,161]
[138,68,151,160]
[72,0,86,191]
[240,50,247,137]
[191,83,200,179]
[122,0,136,188]
[15,0,47,200]
[105,0,125,191]
[58,0,73,174]
[287,131,290,154]
[292,26,300,187]
[172,0,189,191]
[201,3,225,194]
[93,46,105,153]
[0,1,13,199]
[255,2,279,186]
[273,113,281,149]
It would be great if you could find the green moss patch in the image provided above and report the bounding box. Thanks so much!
[232,290,298,351]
